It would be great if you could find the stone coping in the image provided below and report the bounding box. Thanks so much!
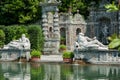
[74,49,119,53]
[0,49,31,52]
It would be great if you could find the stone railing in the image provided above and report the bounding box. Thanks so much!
[74,49,120,64]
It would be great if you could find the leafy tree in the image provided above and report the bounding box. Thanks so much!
[59,0,102,18]
[59,0,87,14]
[2,25,27,44]
[0,0,42,25]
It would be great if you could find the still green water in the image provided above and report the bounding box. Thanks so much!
[0,62,120,80]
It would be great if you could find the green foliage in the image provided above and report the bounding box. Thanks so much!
[0,0,114,25]
[59,0,87,15]
[59,0,102,19]
[60,37,66,41]
[108,33,118,42]
[2,25,27,44]
[108,34,120,50]
[28,25,44,51]
[0,0,42,25]
[60,45,67,50]
[31,63,44,80]
[108,39,120,49]
[60,36,66,44]
[61,64,73,79]
[31,49,41,57]
[0,29,5,48]
[63,51,74,58]
[105,1,118,12]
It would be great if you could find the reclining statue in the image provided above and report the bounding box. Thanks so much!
[74,32,108,50]
[2,34,31,61]
[4,34,30,49]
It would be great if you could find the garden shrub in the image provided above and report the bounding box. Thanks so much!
[0,29,5,48]
[31,49,41,57]
[60,44,67,50]
[2,25,27,44]
[63,51,74,58]
[28,25,44,51]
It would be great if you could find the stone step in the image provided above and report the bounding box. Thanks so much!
[40,55,63,62]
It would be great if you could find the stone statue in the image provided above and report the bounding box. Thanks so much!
[74,32,108,50]
[2,34,31,61]
[102,25,109,44]
[19,34,30,49]
[4,34,30,49]
[102,25,108,37]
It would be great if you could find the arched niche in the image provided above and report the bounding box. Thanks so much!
[97,17,111,44]
[49,27,53,32]
[76,28,81,35]
[60,28,66,45]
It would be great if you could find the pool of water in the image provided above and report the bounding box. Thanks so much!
[0,62,120,80]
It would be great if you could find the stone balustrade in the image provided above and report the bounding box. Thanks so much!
[74,49,120,64]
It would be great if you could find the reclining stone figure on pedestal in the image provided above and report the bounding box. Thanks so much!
[1,34,31,61]
[4,34,30,49]
[74,32,108,50]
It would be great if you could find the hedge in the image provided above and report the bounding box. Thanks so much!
[0,29,5,48]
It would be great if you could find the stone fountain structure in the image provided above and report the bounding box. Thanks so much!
[74,32,120,64]
[40,0,86,54]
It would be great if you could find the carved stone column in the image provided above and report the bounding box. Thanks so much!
[42,12,48,40]
[40,0,61,54]
[53,8,60,39]
[53,7,60,54]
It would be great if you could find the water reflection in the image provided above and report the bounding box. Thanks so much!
[1,62,30,80]
[0,62,120,80]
